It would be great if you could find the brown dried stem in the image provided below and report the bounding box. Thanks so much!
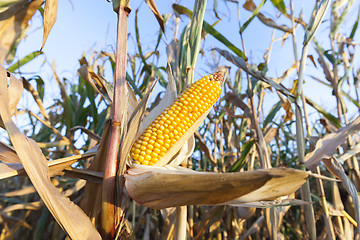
[101,3,130,239]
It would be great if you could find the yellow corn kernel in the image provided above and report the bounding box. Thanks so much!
[130,72,223,165]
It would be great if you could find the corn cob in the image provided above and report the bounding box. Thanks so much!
[130,72,223,165]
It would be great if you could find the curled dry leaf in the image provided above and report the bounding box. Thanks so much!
[0,141,19,163]
[0,147,97,180]
[42,0,58,50]
[323,158,360,234]
[138,63,177,135]
[125,165,309,209]
[305,116,360,169]
[0,68,22,128]
[145,0,165,33]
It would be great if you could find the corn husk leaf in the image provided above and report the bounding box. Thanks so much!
[139,63,177,135]
[0,66,100,239]
[305,116,360,169]
[168,134,195,166]
[125,165,309,209]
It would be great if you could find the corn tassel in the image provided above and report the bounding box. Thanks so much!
[130,72,223,165]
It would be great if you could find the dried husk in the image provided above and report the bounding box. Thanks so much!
[125,165,309,209]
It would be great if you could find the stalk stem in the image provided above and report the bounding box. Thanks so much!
[101,5,130,239]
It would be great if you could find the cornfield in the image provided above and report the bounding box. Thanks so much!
[1,0,360,239]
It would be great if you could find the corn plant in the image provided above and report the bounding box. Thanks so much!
[0,0,360,240]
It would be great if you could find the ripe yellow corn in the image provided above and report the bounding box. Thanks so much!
[130,72,223,165]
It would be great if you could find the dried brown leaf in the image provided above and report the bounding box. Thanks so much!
[22,77,50,120]
[243,0,291,33]
[257,12,292,33]
[125,165,308,209]
[0,162,24,179]
[0,68,22,128]
[78,64,112,102]
[145,0,165,33]
[41,0,58,50]
[0,66,100,239]
[0,141,19,163]
[239,215,264,240]
[305,116,360,169]
[0,147,97,180]
[323,158,360,236]
[264,128,278,145]
[0,185,35,197]
[194,131,217,165]
[79,122,110,224]
[0,0,43,63]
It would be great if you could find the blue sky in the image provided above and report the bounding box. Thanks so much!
[7,0,360,126]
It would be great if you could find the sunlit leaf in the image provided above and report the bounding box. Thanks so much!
[305,116,360,169]
[229,140,255,172]
[0,0,43,64]
[0,66,101,239]
[125,165,309,209]
[241,0,266,33]
[145,0,165,33]
[305,0,331,44]
[41,0,58,50]
[7,50,42,73]
[270,0,287,14]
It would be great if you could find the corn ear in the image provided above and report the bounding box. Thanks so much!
[130,72,223,166]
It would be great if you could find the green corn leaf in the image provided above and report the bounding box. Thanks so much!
[264,101,282,129]
[173,4,247,60]
[229,140,255,172]
[240,0,266,33]
[186,0,207,85]
[330,0,354,37]
[349,6,360,39]
[306,97,341,128]
[304,0,331,45]
[7,51,42,72]
[271,0,287,15]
